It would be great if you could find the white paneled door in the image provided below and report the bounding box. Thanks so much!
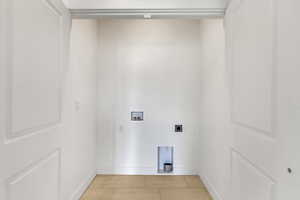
[276,0,300,199]
[226,0,300,199]
[225,0,277,199]
[0,0,70,199]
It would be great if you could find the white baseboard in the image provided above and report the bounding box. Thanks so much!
[70,171,96,200]
[199,174,224,200]
[97,167,196,175]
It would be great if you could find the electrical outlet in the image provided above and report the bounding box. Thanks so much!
[175,125,183,133]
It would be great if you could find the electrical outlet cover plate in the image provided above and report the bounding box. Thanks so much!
[175,125,183,132]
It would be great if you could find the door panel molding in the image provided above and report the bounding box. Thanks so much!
[231,0,276,137]
[230,149,276,200]
[5,150,61,200]
[228,0,276,138]
[4,0,64,140]
[0,0,70,199]
[226,0,278,199]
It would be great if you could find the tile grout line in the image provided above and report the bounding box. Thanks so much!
[158,189,162,200]
[183,176,190,188]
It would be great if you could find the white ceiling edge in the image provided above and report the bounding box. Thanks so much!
[70,8,226,19]
[66,0,228,9]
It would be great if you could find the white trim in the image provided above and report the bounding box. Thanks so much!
[70,8,225,19]
[199,174,224,200]
[70,171,96,200]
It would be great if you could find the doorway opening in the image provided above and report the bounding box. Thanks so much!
[70,16,227,200]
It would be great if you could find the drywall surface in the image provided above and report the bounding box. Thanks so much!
[97,19,203,174]
[62,0,69,7]
[62,19,98,200]
[68,0,227,9]
[96,19,226,175]
[195,19,231,200]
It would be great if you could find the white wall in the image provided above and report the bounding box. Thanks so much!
[96,19,227,175]
[68,0,227,9]
[62,0,69,7]
[195,20,231,200]
[62,19,98,200]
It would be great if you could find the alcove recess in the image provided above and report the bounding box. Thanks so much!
[158,146,174,173]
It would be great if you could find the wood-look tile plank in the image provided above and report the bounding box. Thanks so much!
[145,175,187,188]
[102,175,146,188]
[80,189,114,200]
[82,175,212,200]
[160,188,212,200]
[111,188,160,200]
[88,175,115,189]
[184,175,206,188]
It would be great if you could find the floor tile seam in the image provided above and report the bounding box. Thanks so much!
[183,176,191,187]
[158,188,162,200]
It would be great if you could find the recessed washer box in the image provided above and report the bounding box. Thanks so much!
[158,146,174,173]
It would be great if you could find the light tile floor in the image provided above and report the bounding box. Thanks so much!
[80,175,212,200]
